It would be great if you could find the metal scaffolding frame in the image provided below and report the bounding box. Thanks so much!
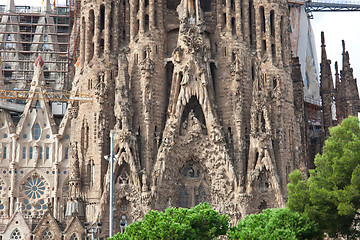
[0,3,73,91]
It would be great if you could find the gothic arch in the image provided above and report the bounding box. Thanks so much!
[166,28,179,58]
[115,162,130,185]
[180,96,207,135]
[176,160,210,208]
[10,228,22,239]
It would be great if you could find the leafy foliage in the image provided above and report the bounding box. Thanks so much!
[108,202,229,240]
[227,208,322,240]
[287,116,360,238]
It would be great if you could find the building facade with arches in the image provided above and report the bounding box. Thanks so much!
[0,0,359,239]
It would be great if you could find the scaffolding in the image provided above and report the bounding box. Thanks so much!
[0,3,74,91]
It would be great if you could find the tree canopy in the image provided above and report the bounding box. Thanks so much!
[287,116,360,238]
[109,202,229,240]
[227,208,322,240]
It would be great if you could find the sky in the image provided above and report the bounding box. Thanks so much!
[311,11,360,84]
[1,0,360,82]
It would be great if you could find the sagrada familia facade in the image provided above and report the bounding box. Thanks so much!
[0,0,359,239]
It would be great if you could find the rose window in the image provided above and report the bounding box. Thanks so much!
[24,177,45,199]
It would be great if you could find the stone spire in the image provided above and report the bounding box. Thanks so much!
[319,32,335,142]
[334,61,343,122]
[338,40,360,118]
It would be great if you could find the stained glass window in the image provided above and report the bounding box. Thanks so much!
[3,146,6,159]
[39,147,43,159]
[65,147,69,159]
[46,147,50,159]
[24,177,45,199]
[0,199,5,216]
[22,147,26,159]
[10,228,22,239]
[179,186,189,208]
[33,124,41,140]
[41,229,53,239]
[29,147,33,159]
[196,185,207,205]
[70,233,79,240]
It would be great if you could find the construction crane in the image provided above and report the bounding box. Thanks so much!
[0,88,92,112]
[289,0,360,18]
[0,89,92,102]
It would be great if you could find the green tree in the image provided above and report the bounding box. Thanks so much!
[227,208,322,240]
[287,116,360,238]
[109,202,229,240]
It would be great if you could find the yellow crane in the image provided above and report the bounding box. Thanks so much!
[0,89,93,102]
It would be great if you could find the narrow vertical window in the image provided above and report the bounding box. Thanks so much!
[65,147,69,159]
[29,147,33,159]
[46,147,50,159]
[39,147,43,159]
[23,147,26,159]
[100,5,105,31]
[260,6,265,33]
[3,147,6,159]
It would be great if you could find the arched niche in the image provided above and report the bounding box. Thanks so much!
[200,0,211,12]
[180,96,207,135]
[115,161,130,185]
[166,0,181,10]
[177,161,209,208]
[166,29,179,58]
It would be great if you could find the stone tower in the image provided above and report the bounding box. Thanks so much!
[67,0,305,237]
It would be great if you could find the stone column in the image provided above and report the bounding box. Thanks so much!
[80,15,86,67]
[130,0,137,40]
[149,0,155,30]
[85,11,94,63]
[275,13,282,66]
[235,0,242,39]
[242,0,249,44]
[265,8,271,59]
[94,8,101,58]
[217,1,223,29]
[157,0,164,30]
[255,7,262,52]
[226,0,231,33]
[9,161,16,216]
[113,2,119,54]
[139,0,145,34]
[105,5,111,55]
[53,162,59,218]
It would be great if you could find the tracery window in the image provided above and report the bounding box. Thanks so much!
[178,162,208,208]
[41,229,54,239]
[70,233,79,240]
[10,228,22,239]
